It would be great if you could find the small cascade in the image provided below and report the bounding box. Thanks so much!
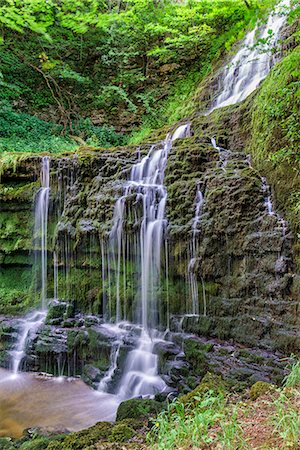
[211,137,230,170]
[117,330,166,399]
[11,311,47,376]
[11,157,50,376]
[188,187,204,315]
[34,156,50,308]
[261,177,288,237]
[53,250,59,300]
[172,123,191,141]
[209,0,290,113]
[98,341,122,393]
[261,177,275,216]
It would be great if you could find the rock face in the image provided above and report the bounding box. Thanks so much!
[0,131,299,363]
[173,139,299,352]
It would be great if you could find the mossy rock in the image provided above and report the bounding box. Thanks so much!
[179,372,226,405]
[46,301,74,325]
[109,423,134,442]
[20,438,51,450]
[0,437,15,450]
[183,339,212,375]
[249,381,274,401]
[116,398,165,422]
[54,422,113,449]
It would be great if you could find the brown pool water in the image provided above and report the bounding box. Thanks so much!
[0,368,120,438]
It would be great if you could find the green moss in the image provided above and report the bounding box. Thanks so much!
[0,267,34,314]
[249,381,274,401]
[248,45,300,238]
[183,339,212,376]
[20,438,51,450]
[116,398,165,422]
[179,372,226,405]
[108,424,134,443]
[56,422,113,449]
[0,181,39,202]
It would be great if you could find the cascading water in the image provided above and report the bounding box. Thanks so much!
[11,311,46,376]
[117,329,167,399]
[188,186,204,316]
[10,157,50,375]
[35,156,50,309]
[261,177,274,216]
[209,0,290,113]
[103,124,190,398]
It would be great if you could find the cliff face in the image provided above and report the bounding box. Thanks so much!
[0,157,40,315]
[0,130,299,355]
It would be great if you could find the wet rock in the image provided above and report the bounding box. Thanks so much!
[83,364,103,384]
[46,301,74,326]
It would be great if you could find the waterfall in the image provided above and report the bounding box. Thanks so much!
[10,157,50,376]
[104,123,190,398]
[11,311,47,376]
[209,0,290,113]
[34,156,50,308]
[188,187,204,315]
[53,250,58,300]
[261,177,275,216]
[117,330,166,399]
[109,123,190,328]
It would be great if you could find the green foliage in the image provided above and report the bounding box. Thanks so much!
[273,390,300,447]
[283,360,300,387]
[148,388,246,450]
[0,101,125,153]
[0,0,274,148]
[248,44,300,234]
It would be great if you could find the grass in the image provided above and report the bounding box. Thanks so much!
[148,360,300,450]
[148,390,247,449]
[273,392,300,448]
[283,360,300,388]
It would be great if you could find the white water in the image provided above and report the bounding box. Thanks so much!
[97,322,127,392]
[110,123,190,328]
[11,311,47,376]
[188,187,204,315]
[261,177,275,216]
[107,123,190,398]
[11,158,50,376]
[117,330,166,399]
[53,250,59,300]
[209,0,290,113]
[35,156,50,309]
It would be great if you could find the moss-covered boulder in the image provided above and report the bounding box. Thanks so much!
[179,372,226,405]
[46,301,74,325]
[116,398,165,422]
[53,422,113,449]
[108,423,134,442]
[249,381,275,401]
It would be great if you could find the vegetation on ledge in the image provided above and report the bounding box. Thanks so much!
[0,0,280,153]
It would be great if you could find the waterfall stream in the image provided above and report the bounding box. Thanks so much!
[10,157,50,376]
[34,156,50,309]
[102,123,190,398]
[188,187,204,316]
[209,0,290,113]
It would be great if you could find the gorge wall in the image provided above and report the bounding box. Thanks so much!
[1,125,299,358]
